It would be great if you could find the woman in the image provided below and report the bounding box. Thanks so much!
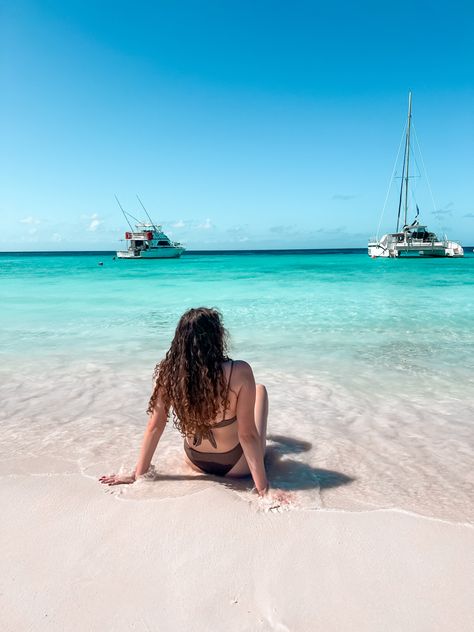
[100,307,269,496]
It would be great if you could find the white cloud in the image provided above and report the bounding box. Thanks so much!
[28,227,37,235]
[226,225,250,242]
[432,209,453,218]
[433,202,454,218]
[87,213,103,232]
[52,233,62,242]
[172,219,185,228]
[198,218,213,230]
[20,216,40,225]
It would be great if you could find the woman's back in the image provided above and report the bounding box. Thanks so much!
[185,359,240,454]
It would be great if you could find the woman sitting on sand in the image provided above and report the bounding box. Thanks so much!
[100,307,269,496]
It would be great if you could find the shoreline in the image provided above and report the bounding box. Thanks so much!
[84,473,474,529]
[3,441,473,526]
[4,460,473,528]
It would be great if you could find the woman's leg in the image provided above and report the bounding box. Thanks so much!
[226,383,268,477]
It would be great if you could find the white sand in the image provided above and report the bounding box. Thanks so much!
[2,472,473,632]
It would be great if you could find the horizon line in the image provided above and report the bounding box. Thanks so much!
[1,247,370,255]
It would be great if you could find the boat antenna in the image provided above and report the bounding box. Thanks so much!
[136,195,158,230]
[115,195,134,231]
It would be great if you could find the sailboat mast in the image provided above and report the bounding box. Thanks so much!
[403,92,412,227]
[396,129,408,233]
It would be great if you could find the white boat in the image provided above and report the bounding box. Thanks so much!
[368,93,463,258]
[117,223,185,259]
[115,196,185,259]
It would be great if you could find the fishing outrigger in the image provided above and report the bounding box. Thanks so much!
[116,196,185,259]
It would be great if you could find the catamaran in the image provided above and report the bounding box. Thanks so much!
[368,93,463,258]
[116,196,185,259]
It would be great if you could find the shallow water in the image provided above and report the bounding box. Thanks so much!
[1,250,473,521]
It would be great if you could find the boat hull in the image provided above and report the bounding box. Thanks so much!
[368,237,463,258]
[116,247,185,259]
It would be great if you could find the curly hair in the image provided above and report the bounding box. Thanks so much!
[147,307,230,440]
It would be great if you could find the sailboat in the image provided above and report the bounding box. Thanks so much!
[368,93,463,258]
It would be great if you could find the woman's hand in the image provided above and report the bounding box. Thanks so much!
[258,487,293,509]
[99,473,136,486]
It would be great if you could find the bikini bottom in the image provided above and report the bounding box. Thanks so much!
[183,440,244,476]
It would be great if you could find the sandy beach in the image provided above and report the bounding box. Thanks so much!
[2,465,473,632]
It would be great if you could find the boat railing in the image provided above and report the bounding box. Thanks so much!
[442,238,462,246]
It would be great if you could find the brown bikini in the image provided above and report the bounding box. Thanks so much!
[183,361,243,476]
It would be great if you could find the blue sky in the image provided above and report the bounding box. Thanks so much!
[1,0,473,250]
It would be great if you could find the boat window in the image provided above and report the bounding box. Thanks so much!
[157,240,169,246]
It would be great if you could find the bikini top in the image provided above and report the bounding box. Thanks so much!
[192,361,236,448]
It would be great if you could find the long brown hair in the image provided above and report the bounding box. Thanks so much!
[147,307,230,438]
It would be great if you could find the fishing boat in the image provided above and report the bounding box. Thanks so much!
[368,93,463,258]
[115,196,185,259]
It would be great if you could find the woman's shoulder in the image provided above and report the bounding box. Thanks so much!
[229,359,254,381]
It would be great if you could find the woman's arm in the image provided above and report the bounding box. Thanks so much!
[134,400,167,477]
[236,362,268,495]
[99,392,168,486]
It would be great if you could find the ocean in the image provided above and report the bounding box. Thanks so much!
[1,250,473,522]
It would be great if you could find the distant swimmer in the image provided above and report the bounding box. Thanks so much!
[98,262,104,266]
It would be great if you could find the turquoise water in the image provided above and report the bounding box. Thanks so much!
[1,251,473,520]
[2,250,473,376]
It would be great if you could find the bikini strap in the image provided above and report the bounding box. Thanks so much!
[214,416,237,429]
[221,360,234,422]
